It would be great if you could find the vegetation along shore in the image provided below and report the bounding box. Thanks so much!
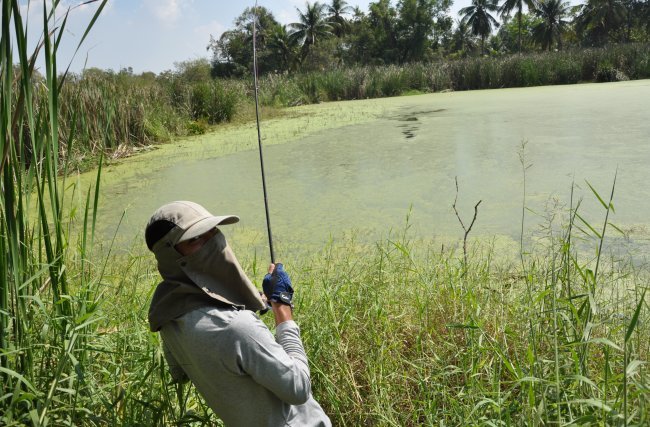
[1,0,648,425]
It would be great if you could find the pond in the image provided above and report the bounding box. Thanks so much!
[93,80,650,260]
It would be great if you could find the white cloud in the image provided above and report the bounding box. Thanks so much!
[275,0,309,26]
[145,0,186,25]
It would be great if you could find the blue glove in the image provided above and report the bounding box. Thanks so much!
[262,263,294,306]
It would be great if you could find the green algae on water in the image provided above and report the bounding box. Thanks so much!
[82,80,650,261]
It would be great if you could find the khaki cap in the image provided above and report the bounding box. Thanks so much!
[145,201,238,250]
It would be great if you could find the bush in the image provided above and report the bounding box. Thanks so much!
[208,81,240,123]
[259,74,307,106]
[190,81,240,124]
[595,64,630,82]
[186,118,209,135]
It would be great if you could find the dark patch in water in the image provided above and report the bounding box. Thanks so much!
[398,123,418,140]
[417,108,446,115]
[390,108,447,140]
[390,108,446,122]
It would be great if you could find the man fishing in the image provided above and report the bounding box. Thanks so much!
[145,201,331,426]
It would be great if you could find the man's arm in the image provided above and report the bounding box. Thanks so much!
[230,311,312,405]
[237,262,312,403]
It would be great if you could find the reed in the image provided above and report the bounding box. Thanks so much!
[5,64,250,175]
[55,71,247,171]
[0,1,111,424]
[261,44,650,103]
[294,190,649,425]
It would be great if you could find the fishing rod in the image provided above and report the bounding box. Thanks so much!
[252,1,275,264]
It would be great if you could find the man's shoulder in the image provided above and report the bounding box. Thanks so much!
[194,306,262,328]
[228,308,263,327]
[219,309,275,342]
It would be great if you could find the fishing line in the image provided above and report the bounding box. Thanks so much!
[252,1,275,264]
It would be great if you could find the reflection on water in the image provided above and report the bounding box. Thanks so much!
[95,81,650,261]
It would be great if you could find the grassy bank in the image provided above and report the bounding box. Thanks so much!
[2,223,648,425]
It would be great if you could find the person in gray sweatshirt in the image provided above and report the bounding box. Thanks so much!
[145,201,331,427]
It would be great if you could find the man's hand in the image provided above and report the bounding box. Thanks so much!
[262,263,294,306]
[262,263,294,325]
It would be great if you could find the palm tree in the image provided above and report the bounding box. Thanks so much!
[326,0,353,37]
[289,2,333,60]
[268,25,299,72]
[452,19,478,55]
[459,0,500,55]
[575,0,626,45]
[532,0,570,50]
[499,0,537,52]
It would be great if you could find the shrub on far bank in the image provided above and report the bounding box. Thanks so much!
[51,70,251,170]
[186,118,209,135]
[190,80,241,124]
[262,43,650,103]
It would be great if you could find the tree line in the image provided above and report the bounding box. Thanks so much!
[208,0,650,77]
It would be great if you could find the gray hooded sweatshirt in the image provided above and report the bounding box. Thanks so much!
[148,230,331,426]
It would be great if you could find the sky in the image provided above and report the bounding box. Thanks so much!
[16,0,550,75]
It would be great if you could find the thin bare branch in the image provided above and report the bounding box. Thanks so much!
[452,176,482,270]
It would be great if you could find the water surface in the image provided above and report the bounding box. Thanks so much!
[94,80,650,258]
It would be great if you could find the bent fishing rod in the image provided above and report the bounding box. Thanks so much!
[252,1,275,264]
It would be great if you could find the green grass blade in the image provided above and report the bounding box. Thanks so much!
[0,367,38,394]
[91,152,103,244]
[574,212,602,239]
[625,289,646,343]
[585,180,608,211]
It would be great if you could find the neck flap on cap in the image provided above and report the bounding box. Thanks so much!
[148,229,265,331]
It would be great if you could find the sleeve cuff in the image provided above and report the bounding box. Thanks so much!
[275,320,299,335]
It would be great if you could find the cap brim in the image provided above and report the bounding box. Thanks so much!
[178,215,239,243]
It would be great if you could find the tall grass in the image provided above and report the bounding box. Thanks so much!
[7,66,249,174]
[1,2,186,423]
[258,44,650,105]
[55,71,247,171]
[0,1,123,425]
[299,179,649,425]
